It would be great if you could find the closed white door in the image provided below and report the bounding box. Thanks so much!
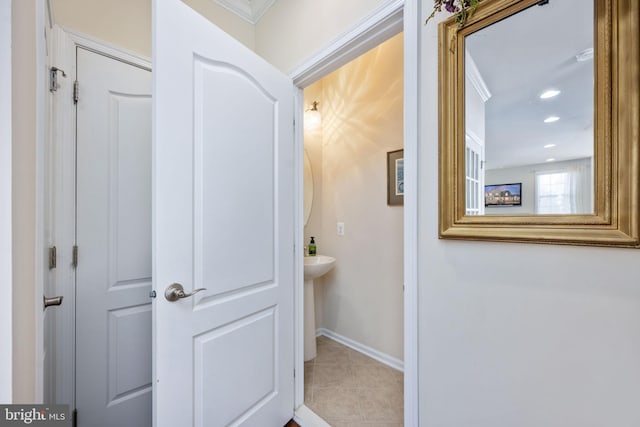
[153,1,295,425]
[75,47,152,427]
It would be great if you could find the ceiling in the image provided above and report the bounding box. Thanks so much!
[213,0,277,24]
[465,0,594,170]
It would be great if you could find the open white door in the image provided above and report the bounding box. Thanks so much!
[153,1,295,426]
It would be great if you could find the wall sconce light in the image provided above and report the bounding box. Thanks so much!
[305,101,321,128]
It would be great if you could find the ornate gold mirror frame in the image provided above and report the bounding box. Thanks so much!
[438,0,640,247]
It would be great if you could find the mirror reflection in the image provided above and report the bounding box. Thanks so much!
[303,149,314,226]
[464,0,594,215]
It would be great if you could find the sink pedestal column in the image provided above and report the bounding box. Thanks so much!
[303,255,336,361]
[304,279,317,361]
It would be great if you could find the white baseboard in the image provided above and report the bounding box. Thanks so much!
[316,328,404,372]
[294,404,331,427]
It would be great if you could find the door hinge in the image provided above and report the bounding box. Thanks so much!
[72,408,77,427]
[49,66,66,92]
[73,80,79,104]
[48,246,57,270]
[72,245,78,269]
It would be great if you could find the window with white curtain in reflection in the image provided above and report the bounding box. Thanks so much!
[536,172,571,213]
[535,160,593,214]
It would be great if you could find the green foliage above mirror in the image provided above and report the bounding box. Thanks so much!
[426,0,483,27]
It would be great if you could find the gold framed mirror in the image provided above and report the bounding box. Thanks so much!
[438,0,639,247]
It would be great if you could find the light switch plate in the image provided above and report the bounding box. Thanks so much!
[337,222,345,236]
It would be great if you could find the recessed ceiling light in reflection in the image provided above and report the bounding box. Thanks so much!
[540,90,561,99]
[576,47,594,62]
[544,116,560,123]
[544,144,556,148]
[546,158,556,162]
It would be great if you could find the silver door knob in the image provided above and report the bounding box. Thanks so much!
[43,295,63,309]
[164,283,207,302]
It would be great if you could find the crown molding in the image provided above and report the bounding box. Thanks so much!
[212,0,276,24]
[465,49,492,102]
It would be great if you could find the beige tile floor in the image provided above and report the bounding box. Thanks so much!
[304,336,403,427]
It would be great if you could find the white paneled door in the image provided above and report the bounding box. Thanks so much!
[75,48,153,426]
[153,0,295,426]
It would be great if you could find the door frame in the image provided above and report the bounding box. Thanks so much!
[0,0,13,402]
[48,25,151,408]
[15,0,50,403]
[289,0,419,424]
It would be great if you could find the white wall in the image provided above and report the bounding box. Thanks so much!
[0,0,13,403]
[305,33,404,361]
[255,0,387,72]
[51,0,152,56]
[465,71,485,143]
[51,0,255,56]
[12,0,37,403]
[419,10,640,427]
[485,157,592,215]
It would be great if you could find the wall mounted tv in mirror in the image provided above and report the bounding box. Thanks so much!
[438,0,640,247]
[485,183,522,208]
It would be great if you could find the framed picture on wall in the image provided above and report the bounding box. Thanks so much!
[387,149,404,206]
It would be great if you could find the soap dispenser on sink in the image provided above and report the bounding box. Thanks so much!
[308,236,316,256]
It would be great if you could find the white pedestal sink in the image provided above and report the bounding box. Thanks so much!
[303,255,336,361]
